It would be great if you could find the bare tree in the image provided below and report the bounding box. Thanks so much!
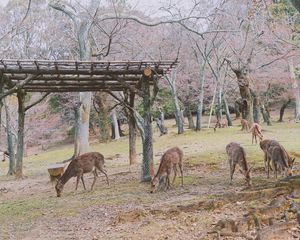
[49,0,101,155]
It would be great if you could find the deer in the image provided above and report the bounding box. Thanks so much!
[214,118,228,132]
[262,140,295,178]
[226,142,252,186]
[249,123,263,144]
[240,119,250,131]
[266,144,295,179]
[55,152,109,197]
[150,147,183,193]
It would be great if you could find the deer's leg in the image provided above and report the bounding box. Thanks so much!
[91,169,98,191]
[81,176,86,190]
[172,165,177,185]
[264,152,268,172]
[230,163,236,184]
[99,169,109,186]
[252,134,254,144]
[75,169,83,190]
[179,163,183,186]
[166,169,171,189]
[274,163,278,179]
[267,156,271,179]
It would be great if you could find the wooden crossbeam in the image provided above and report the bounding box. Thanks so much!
[0,59,178,93]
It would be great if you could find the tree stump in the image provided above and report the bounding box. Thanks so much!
[47,163,66,183]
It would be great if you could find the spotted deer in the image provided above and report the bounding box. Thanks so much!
[55,152,109,197]
[150,147,183,193]
[226,142,252,186]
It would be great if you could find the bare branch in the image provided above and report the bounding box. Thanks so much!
[25,93,51,112]
[0,0,32,41]
[0,74,37,100]
[49,0,79,23]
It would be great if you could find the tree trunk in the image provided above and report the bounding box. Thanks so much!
[50,0,101,155]
[252,90,260,123]
[232,68,254,125]
[128,93,137,165]
[73,103,81,157]
[4,99,16,175]
[261,104,272,126]
[141,72,154,182]
[223,95,233,126]
[196,67,205,130]
[235,99,242,119]
[165,70,184,134]
[278,99,291,122]
[186,103,195,129]
[78,92,91,154]
[288,59,300,120]
[158,108,167,133]
[111,109,120,140]
[95,93,110,142]
[15,90,26,179]
[208,85,217,129]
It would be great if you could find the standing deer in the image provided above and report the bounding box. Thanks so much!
[150,147,183,193]
[226,142,252,186]
[240,119,250,131]
[249,123,263,144]
[55,152,109,197]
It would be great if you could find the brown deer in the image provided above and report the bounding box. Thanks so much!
[55,152,109,197]
[262,140,295,178]
[240,119,250,131]
[226,142,252,186]
[249,123,263,144]
[150,147,183,193]
[214,118,228,132]
[266,144,295,179]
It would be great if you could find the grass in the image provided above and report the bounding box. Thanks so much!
[0,115,300,238]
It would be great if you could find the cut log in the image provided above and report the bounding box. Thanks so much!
[47,163,66,182]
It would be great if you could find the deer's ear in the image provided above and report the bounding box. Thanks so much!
[292,158,296,164]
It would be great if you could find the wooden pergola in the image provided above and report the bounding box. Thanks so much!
[0,59,178,180]
[0,59,177,92]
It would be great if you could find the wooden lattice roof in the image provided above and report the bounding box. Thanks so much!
[0,59,178,92]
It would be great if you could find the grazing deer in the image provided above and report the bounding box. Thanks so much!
[150,147,183,193]
[55,152,109,197]
[240,119,250,131]
[226,142,252,186]
[266,144,295,179]
[260,139,275,172]
[249,123,263,144]
[263,140,295,178]
[214,118,228,132]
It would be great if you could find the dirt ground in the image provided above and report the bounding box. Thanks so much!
[1,117,300,240]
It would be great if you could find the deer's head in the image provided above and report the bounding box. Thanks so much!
[287,157,295,177]
[55,180,64,197]
[150,177,159,193]
[240,167,252,186]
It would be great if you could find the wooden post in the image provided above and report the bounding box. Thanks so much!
[128,92,137,165]
[16,90,26,179]
[141,68,154,182]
